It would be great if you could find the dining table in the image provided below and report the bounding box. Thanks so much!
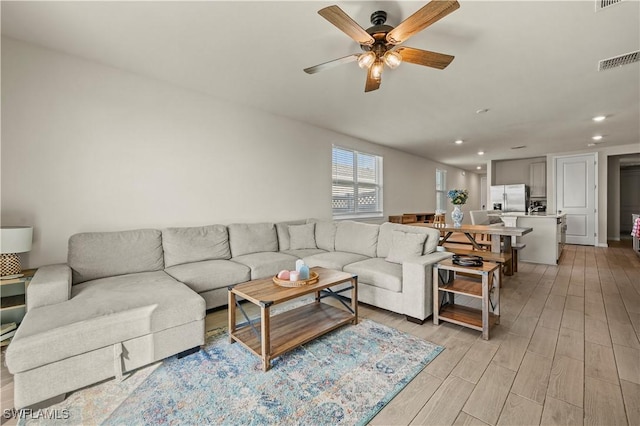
[408,222,533,255]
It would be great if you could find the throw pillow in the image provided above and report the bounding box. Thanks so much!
[289,223,317,250]
[385,230,428,264]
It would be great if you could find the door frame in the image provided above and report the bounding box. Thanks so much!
[552,152,599,246]
[480,176,487,210]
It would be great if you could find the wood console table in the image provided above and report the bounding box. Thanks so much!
[389,212,436,224]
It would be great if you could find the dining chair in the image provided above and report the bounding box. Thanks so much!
[469,210,493,246]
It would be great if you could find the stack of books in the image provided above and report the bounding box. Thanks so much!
[1,322,17,347]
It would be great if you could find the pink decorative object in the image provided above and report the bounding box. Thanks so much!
[289,271,300,281]
[277,270,290,280]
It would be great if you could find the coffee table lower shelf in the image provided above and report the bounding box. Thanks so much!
[230,302,354,362]
[438,304,498,331]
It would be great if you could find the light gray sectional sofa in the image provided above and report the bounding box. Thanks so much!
[6,219,451,409]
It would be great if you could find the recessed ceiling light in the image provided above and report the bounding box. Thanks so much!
[454,140,464,145]
[476,108,490,114]
[476,166,482,170]
[592,135,603,141]
[478,151,485,155]
[588,143,596,147]
[592,115,606,122]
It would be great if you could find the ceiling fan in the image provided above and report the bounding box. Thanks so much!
[304,1,460,92]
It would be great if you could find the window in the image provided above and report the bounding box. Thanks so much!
[332,146,383,219]
[436,169,447,212]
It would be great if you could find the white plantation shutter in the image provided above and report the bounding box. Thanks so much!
[332,146,383,218]
[436,169,447,211]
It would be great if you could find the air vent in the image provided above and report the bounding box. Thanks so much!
[596,0,623,11]
[511,146,526,150]
[599,51,640,71]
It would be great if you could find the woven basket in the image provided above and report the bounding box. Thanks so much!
[273,271,320,288]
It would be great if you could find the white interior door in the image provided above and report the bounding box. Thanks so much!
[555,153,596,245]
[480,176,487,210]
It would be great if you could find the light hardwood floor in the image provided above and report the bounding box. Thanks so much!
[2,244,638,425]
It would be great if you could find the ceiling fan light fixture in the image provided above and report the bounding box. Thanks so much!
[358,52,376,69]
[383,50,402,69]
[307,2,460,92]
[371,60,383,81]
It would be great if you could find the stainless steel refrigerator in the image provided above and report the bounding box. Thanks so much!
[490,184,529,212]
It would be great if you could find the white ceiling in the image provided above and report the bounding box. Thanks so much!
[2,0,639,171]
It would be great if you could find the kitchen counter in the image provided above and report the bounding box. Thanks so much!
[490,212,566,219]
[490,213,567,265]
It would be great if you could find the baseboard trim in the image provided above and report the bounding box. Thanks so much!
[597,242,609,248]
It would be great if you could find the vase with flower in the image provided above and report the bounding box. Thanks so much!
[447,189,469,227]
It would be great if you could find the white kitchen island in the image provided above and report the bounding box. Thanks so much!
[492,212,567,265]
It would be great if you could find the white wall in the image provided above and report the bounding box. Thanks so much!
[1,38,480,267]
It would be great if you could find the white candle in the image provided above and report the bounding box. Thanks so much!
[289,271,299,281]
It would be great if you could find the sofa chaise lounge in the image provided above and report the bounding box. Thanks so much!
[6,220,451,408]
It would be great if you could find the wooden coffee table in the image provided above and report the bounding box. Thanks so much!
[228,267,358,371]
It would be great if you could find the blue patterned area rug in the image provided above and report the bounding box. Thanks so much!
[21,320,443,426]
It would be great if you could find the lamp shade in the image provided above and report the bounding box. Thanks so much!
[0,226,33,254]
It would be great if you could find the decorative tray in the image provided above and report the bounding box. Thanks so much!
[273,271,320,287]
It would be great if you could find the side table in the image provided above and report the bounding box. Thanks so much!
[1,269,36,339]
[432,259,500,340]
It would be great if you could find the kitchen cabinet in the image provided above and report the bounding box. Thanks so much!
[530,162,546,198]
[494,213,566,265]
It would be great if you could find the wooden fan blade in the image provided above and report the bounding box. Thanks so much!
[386,0,460,45]
[318,5,375,46]
[395,46,454,69]
[304,54,360,74]
[365,66,381,92]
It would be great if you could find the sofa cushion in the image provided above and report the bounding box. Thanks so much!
[303,251,368,271]
[315,221,337,251]
[231,252,297,280]
[289,223,317,250]
[68,229,164,284]
[165,259,250,293]
[162,225,231,268]
[6,271,204,373]
[282,248,327,259]
[377,222,441,258]
[275,220,307,251]
[385,231,428,264]
[343,258,403,293]
[228,223,278,257]
[334,221,379,257]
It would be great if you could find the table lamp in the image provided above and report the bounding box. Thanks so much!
[0,226,33,279]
